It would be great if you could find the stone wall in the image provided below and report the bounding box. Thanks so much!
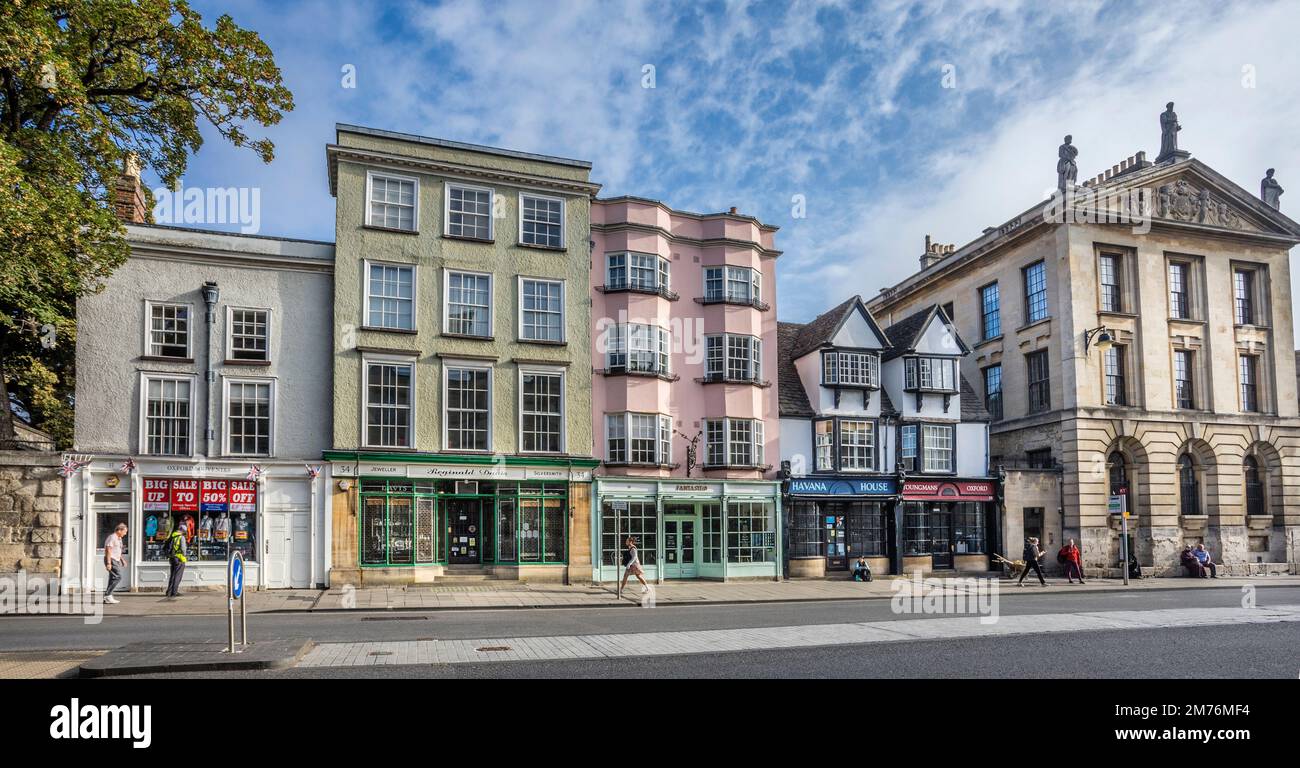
[0,451,63,576]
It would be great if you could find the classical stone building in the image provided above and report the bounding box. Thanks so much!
[870,117,1300,576]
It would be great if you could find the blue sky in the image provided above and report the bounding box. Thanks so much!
[176,0,1300,329]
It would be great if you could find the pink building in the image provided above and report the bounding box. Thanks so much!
[588,196,783,582]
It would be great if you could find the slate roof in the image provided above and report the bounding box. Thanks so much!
[790,296,863,359]
[881,304,970,360]
[960,375,992,422]
[778,322,815,418]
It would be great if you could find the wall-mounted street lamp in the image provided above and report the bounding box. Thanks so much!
[1083,326,1114,354]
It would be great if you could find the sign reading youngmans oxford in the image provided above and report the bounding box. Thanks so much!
[789,477,898,496]
[901,480,995,501]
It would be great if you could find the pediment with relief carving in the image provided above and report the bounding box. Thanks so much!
[1152,176,1263,232]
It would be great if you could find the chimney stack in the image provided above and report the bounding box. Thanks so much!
[112,154,148,224]
[728,206,738,215]
[919,235,953,270]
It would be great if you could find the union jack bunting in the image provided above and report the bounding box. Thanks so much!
[121,457,137,474]
[246,464,265,481]
[305,464,322,479]
[58,457,87,478]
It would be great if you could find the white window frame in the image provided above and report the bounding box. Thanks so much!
[607,323,669,375]
[814,420,834,472]
[444,181,495,241]
[222,375,277,457]
[706,333,761,381]
[443,268,494,338]
[838,419,875,472]
[143,300,194,358]
[822,351,879,387]
[905,356,957,391]
[605,412,670,465]
[360,355,417,450]
[517,367,566,454]
[517,276,566,343]
[922,424,955,473]
[138,372,197,457]
[606,252,668,291]
[365,170,419,232]
[703,417,765,468]
[517,191,565,248]
[442,360,494,452]
[363,260,417,331]
[225,305,272,362]
[900,425,918,471]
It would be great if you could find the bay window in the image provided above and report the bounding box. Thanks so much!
[703,418,765,468]
[705,334,762,382]
[606,252,670,293]
[822,351,879,387]
[838,420,875,471]
[904,357,957,391]
[704,265,763,306]
[814,420,833,471]
[607,323,670,375]
[605,413,672,465]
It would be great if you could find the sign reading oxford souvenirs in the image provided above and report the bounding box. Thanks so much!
[901,480,995,501]
[789,477,899,497]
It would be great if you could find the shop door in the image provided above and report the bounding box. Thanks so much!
[447,499,482,564]
[265,510,311,589]
[930,506,953,569]
[662,512,699,579]
[825,510,847,571]
[93,501,132,592]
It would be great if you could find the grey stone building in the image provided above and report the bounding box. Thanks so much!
[67,168,336,591]
[870,115,1300,576]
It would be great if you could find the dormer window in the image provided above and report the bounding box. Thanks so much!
[821,351,879,388]
[904,357,957,392]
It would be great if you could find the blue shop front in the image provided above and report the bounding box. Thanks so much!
[785,476,899,578]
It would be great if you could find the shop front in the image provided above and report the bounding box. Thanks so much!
[898,479,996,574]
[786,476,898,579]
[592,478,782,583]
[325,453,597,586]
[61,458,329,592]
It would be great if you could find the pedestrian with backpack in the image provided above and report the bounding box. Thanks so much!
[1017,536,1048,586]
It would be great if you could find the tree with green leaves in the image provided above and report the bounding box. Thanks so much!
[0,0,293,448]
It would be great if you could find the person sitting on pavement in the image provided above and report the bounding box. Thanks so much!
[851,556,872,582]
[1193,544,1218,579]
[1179,545,1203,578]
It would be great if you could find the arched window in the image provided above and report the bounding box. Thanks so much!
[1244,456,1266,517]
[1108,451,1128,496]
[1178,453,1200,516]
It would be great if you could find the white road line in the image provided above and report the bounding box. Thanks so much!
[295,604,1300,668]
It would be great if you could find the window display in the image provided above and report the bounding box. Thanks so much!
[140,478,257,562]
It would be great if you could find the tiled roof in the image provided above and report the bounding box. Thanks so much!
[778,322,815,417]
[791,295,862,359]
[960,375,992,422]
[881,305,936,360]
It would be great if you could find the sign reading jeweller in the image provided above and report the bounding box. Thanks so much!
[789,477,898,496]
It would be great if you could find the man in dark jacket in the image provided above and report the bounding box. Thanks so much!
[1017,536,1047,586]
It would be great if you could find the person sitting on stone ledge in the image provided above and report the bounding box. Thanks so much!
[851,556,873,582]
[1180,545,1204,578]
[1193,544,1218,579]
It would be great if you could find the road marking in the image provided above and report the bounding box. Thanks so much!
[296,604,1300,668]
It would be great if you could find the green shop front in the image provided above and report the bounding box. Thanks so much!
[592,478,783,582]
[327,453,597,586]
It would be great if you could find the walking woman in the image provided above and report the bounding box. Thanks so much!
[1017,536,1048,587]
[620,536,650,594]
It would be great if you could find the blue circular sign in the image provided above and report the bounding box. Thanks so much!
[230,552,244,599]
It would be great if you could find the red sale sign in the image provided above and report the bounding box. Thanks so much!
[170,478,200,512]
[143,478,170,511]
[229,480,257,513]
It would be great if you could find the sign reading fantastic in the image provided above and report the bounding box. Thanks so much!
[789,477,898,496]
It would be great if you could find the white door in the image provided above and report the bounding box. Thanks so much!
[92,502,133,592]
[265,510,310,589]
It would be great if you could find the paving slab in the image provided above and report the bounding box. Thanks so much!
[78,638,313,678]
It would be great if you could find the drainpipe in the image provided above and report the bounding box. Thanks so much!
[200,281,220,458]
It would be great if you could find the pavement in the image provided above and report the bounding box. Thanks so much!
[79,638,312,677]
[34,572,1300,617]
